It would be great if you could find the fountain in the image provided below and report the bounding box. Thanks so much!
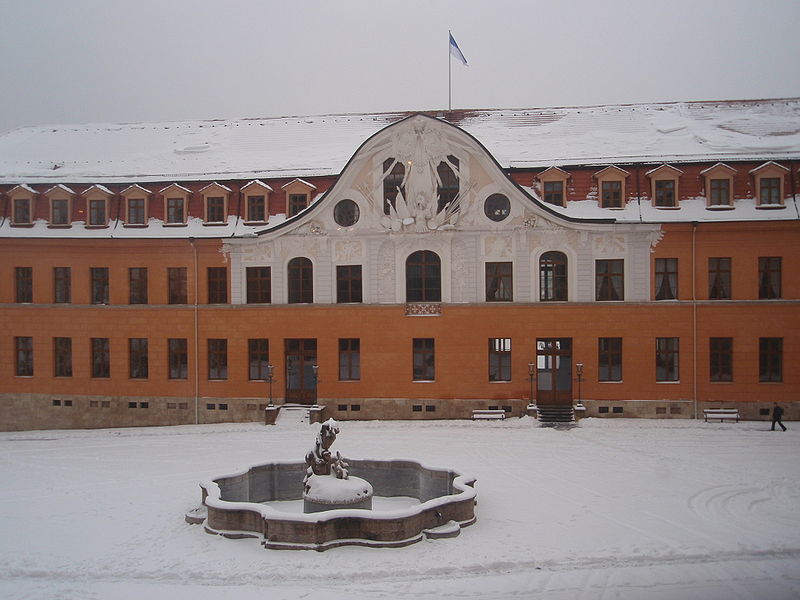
[188,418,477,551]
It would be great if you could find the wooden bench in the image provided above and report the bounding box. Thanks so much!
[472,409,506,421]
[703,408,740,423]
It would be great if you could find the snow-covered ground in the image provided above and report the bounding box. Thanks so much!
[1,416,798,599]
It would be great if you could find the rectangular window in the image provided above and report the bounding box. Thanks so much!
[88,199,106,225]
[206,197,225,222]
[54,267,71,303]
[709,337,733,382]
[759,338,782,383]
[168,338,188,380]
[708,257,731,299]
[488,338,511,382]
[91,337,110,378]
[207,267,227,303]
[758,257,781,299]
[759,177,781,206]
[129,267,148,304]
[336,265,363,303]
[166,198,184,224]
[129,338,148,379]
[595,259,624,301]
[248,338,269,380]
[15,267,32,303]
[709,179,730,206]
[208,339,228,380]
[412,338,435,381]
[339,338,361,381]
[90,267,109,304]
[13,198,31,224]
[246,267,271,303]
[486,262,513,302]
[167,267,187,304]
[654,258,678,300]
[289,194,307,216]
[656,337,679,382]
[54,337,72,377]
[52,199,70,224]
[543,181,563,206]
[15,336,33,376]
[247,195,266,222]
[598,337,622,382]
[127,198,145,224]
[654,180,675,207]
[601,181,622,208]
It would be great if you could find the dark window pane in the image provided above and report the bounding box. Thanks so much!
[488,338,511,382]
[759,338,782,382]
[336,265,362,303]
[709,337,732,382]
[383,158,406,215]
[486,262,513,301]
[91,338,110,378]
[655,258,678,300]
[207,267,227,303]
[595,259,624,301]
[758,257,781,299]
[54,337,72,377]
[91,267,109,304]
[248,338,269,380]
[129,268,148,304]
[246,266,271,303]
[15,336,33,376]
[708,258,731,299]
[540,252,568,301]
[406,251,441,302]
[413,338,435,381]
[168,338,188,380]
[168,267,187,304]
[208,339,228,380]
[656,337,679,382]
[54,267,71,303]
[288,257,313,303]
[15,267,32,303]
[598,337,622,382]
[129,338,148,379]
[339,338,360,381]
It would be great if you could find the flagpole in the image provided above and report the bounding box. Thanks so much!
[448,29,452,111]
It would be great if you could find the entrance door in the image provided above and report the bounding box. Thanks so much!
[285,339,317,404]
[536,338,572,405]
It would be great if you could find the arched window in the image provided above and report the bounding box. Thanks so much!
[287,257,313,304]
[406,250,441,302]
[383,158,405,215]
[539,251,568,301]
[436,156,459,213]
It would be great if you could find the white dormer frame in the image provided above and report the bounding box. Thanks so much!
[120,184,151,226]
[8,184,36,225]
[44,184,75,226]
[700,163,737,209]
[594,166,630,209]
[241,180,273,223]
[750,161,789,208]
[199,182,231,224]
[645,164,683,209]
[281,178,317,217]
[82,184,114,227]
[536,167,570,207]
[159,183,191,225]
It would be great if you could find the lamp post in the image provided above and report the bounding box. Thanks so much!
[312,364,319,407]
[527,362,536,406]
[575,362,584,406]
[266,364,274,407]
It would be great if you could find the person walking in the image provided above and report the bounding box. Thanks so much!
[771,403,787,431]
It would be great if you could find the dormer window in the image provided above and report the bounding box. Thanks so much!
[701,163,737,209]
[241,180,273,223]
[594,166,630,209]
[9,185,35,225]
[537,167,569,207]
[646,165,683,209]
[282,178,317,217]
[82,185,113,227]
[121,184,151,225]
[44,185,74,226]
[159,183,191,225]
[199,182,231,224]
[751,162,788,208]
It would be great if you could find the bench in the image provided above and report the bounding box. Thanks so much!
[472,409,506,421]
[703,408,740,423]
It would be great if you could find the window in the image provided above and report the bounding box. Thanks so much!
[281,178,317,217]
[51,198,70,224]
[540,252,568,301]
[248,338,269,380]
[246,267,271,303]
[752,162,788,207]
[90,267,109,304]
[601,181,621,208]
[129,268,148,304]
[207,267,227,303]
[383,158,406,215]
[702,163,736,208]
[208,339,228,380]
[598,337,622,382]
[708,257,731,300]
[168,267,187,304]
[336,265,362,303]
[247,195,266,222]
[168,338,188,380]
[709,337,732,382]
[129,338,148,379]
[758,257,781,299]
[709,180,729,206]
[656,337,679,382]
[121,185,150,225]
[287,257,313,303]
[543,181,563,206]
[646,165,682,209]
[54,337,72,377]
[339,338,361,381]
[91,338,110,378]
[289,194,308,217]
[413,338,435,381]
[166,198,185,224]
[436,156,459,213]
[54,267,71,303]
[654,258,678,300]
[484,194,510,221]
[488,338,511,382]
[15,267,32,303]
[406,250,441,302]
[485,262,513,302]
[15,337,33,376]
[88,199,107,226]
[759,178,780,206]
[160,184,189,225]
[333,199,360,227]
[12,197,31,224]
[127,198,145,224]
[759,338,782,382]
[206,197,225,223]
[595,259,624,301]
[654,180,675,208]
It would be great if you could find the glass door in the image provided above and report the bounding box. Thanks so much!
[536,338,573,405]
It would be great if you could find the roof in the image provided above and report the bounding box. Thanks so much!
[1,98,798,185]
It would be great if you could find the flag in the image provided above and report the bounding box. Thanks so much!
[449,32,468,66]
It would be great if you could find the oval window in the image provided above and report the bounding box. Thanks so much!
[484,193,511,221]
[333,199,359,227]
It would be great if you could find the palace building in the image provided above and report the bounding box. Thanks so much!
[1,98,798,430]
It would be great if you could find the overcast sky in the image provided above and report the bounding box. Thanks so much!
[1,0,798,133]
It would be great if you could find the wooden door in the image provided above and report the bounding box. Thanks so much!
[284,339,317,404]
[536,338,573,405]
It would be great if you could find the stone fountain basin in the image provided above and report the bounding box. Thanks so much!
[199,458,477,551]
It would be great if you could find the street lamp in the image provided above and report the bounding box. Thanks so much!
[575,362,584,406]
[266,364,274,407]
[312,364,319,406]
[527,362,536,406]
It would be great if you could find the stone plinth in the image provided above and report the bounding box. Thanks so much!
[303,474,373,513]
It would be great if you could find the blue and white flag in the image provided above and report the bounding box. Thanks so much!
[449,32,468,66]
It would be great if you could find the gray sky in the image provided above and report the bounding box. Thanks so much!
[1,0,798,133]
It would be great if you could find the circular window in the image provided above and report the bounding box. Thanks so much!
[333,199,359,227]
[484,193,511,221]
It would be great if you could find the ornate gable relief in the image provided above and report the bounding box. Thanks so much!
[592,234,627,255]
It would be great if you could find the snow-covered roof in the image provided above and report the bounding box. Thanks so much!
[1,98,798,185]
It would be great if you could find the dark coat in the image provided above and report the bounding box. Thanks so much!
[772,405,784,420]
